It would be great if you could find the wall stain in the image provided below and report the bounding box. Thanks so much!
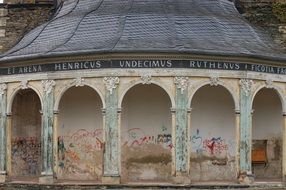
[126,153,171,168]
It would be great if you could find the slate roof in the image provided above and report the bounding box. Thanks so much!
[0,0,286,62]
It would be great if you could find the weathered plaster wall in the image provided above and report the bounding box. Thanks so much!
[252,88,283,178]
[190,85,236,181]
[11,89,41,177]
[121,84,172,182]
[58,86,103,181]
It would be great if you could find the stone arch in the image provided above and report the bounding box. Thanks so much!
[10,86,43,177]
[189,81,237,181]
[120,82,173,182]
[54,81,105,111]
[251,84,286,113]
[7,83,43,113]
[251,84,284,179]
[57,85,104,180]
[118,78,175,109]
[188,80,239,111]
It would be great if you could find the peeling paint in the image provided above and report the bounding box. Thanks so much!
[0,90,7,173]
[175,87,188,172]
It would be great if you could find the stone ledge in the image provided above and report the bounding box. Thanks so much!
[0,175,7,183]
[39,175,54,184]
[173,172,191,184]
[102,176,121,184]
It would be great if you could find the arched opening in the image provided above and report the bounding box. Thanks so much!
[11,89,42,179]
[121,84,172,182]
[190,85,236,181]
[252,88,283,181]
[58,86,103,181]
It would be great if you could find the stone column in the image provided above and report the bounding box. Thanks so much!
[39,80,56,184]
[0,83,7,182]
[235,110,241,178]
[238,79,254,184]
[187,108,192,174]
[52,110,59,179]
[171,108,176,176]
[6,113,11,180]
[282,113,286,181]
[173,77,190,184]
[102,77,120,184]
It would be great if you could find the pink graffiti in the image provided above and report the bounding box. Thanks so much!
[58,129,103,179]
[203,137,228,155]
[67,129,103,150]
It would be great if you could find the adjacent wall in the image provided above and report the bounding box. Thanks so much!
[11,89,41,177]
[58,86,103,181]
[190,85,236,181]
[121,84,172,182]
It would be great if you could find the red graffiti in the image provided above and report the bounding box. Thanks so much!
[123,128,173,149]
[203,137,228,155]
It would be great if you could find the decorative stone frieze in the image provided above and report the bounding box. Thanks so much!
[174,77,189,94]
[42,80,56,95]
[265,79,274,89]
[73,77,85,87]
[239,79,254,96]
[20,80,28,89]
[140,74,152,85]
[210,75,219,86]
[103,77,119,94]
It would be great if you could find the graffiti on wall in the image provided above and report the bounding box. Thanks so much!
[203,137,228,155]
[123,127,173,150]
[12,136,41,176]
[190,129,234,156]
[58,128,103,180]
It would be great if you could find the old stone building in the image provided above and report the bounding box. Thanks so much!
[0,0,285,186]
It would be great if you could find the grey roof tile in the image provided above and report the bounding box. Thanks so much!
[1,0,285,62]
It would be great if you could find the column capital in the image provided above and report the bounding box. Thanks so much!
[170,108,176,113]
[53,110,59,114]
[117,108,122,113]
[102,108,106,115]
[283,112,286,117]
[187,108,192,113]
[235,109,241,114]
[6,112,12,116]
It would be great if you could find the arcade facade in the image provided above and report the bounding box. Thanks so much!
[0,57,285,184]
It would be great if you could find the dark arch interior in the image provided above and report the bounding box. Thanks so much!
[58,86,103,181]
[121,84,172,182]
[252,88,283,180]
[11,89,42,178]
[190,85,236,181]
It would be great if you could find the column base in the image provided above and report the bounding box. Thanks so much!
[238,171,254,184]
[102,175,121,184]
[39,175,54,184]
[173,172,191,184]
[0,174,7,183]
